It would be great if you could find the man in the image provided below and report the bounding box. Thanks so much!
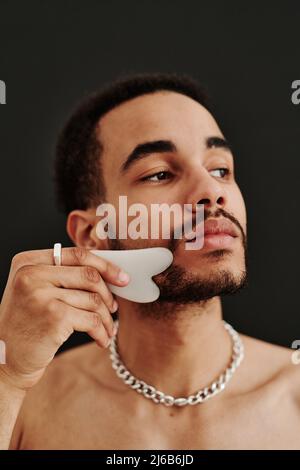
[0,73,299,450]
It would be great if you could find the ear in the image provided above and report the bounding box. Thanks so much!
[66,209,108,249]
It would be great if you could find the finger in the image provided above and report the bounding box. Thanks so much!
[18,264,118,313]
[52,287,116,337]
[11,247,130,286]
[55,299,111,348]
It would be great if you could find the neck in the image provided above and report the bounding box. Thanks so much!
[116,296,232,397]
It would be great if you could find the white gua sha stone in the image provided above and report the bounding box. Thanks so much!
[90,247,173,303]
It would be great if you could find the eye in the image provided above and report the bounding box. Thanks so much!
[140,171,172,182]
[209,168,230,178]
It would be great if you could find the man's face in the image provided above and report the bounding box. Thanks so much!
[96,91,247,304]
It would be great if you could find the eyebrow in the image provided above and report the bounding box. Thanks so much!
[120,136,232,174]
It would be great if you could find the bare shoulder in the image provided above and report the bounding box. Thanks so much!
[10,341,107,449]
[241,334,293,368]
[238,333,300,400]
[32,340,106,393]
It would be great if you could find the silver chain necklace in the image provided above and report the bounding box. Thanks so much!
[109,320,244,407]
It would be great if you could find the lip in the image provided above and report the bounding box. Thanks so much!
[202,232,237,249]
[184,218,239,248]
[204,218,239,237]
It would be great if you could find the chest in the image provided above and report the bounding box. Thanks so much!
[21,391,300,450]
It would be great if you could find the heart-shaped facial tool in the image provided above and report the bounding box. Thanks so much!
[90,247,173,303]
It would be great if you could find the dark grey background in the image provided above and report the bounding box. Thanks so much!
[0,0,299,351]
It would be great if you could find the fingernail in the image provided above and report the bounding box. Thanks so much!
[111,300,118,312]
[118,271,130,282]
[112,323,118,336]
[106,338,112,348]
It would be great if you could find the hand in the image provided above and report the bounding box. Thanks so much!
[0,247,129,391]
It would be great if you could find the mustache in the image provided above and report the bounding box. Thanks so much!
[167,208,247,253]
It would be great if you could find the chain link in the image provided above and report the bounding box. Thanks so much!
[109,320,244,407]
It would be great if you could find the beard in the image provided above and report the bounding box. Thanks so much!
[106,208,248,319]
[153,251,248,303]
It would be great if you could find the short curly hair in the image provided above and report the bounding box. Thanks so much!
[54,72,212,215]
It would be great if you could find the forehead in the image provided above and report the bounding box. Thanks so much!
[97,91,223,173]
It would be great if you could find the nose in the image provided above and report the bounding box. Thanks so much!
[186,167,227,213]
